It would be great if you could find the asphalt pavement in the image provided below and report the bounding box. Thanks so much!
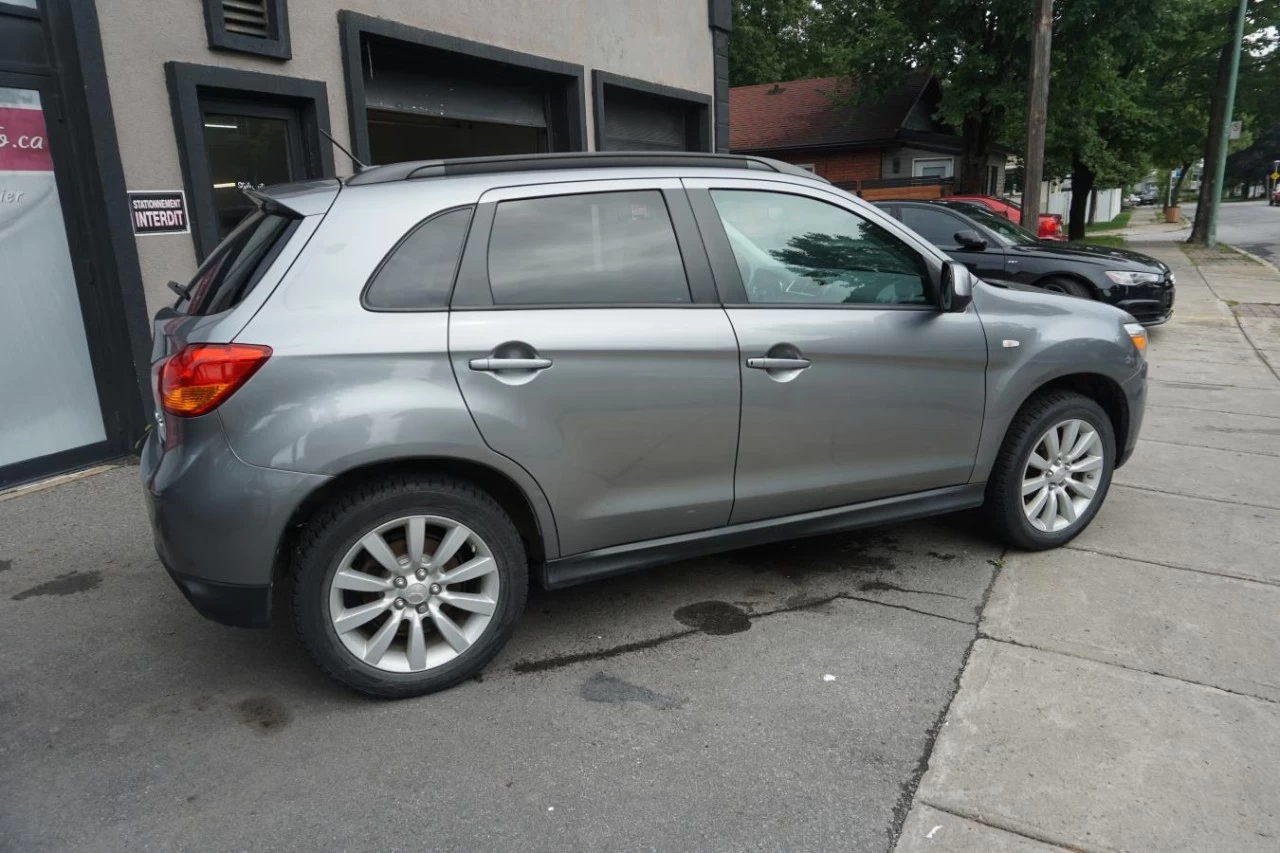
[1125,199,1280,262]
[0,464,999,852]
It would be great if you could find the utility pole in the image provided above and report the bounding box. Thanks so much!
[1020,0,1053,231]
[1207,0,1249,248]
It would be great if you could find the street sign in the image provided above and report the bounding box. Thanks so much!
[1229,120,1242,140]
[1271,171,1280,181]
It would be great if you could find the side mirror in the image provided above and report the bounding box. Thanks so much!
[954,229,988,250]
[939,261,975,313]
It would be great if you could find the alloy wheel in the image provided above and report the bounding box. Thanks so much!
[327,515,500,673]
[1021,418,1105,533]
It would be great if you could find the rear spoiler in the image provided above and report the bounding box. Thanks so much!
[242,178,341,218]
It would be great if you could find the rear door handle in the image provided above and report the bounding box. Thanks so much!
[746,357,811,370]
[469,357,553,371]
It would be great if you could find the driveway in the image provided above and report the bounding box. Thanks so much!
[1,466,998,853]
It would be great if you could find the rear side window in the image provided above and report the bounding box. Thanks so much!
[180,211,296,316]
[901,207,967,249]
[487,190,690,305]
[364,207,474,310]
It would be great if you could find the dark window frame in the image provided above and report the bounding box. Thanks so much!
[165,62,335,260]
[338,10,587,167]
[591,70,712,153]
[361,205,476,312]
[202,0,291,60]
[0,0,158,488]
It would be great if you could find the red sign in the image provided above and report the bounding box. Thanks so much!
[0,106,53,172]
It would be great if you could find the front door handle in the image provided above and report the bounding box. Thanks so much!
[746,357,811,370]
[469,357,553,371]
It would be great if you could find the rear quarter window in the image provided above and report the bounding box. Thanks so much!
[363,207,474,311]
[179,210,298,316]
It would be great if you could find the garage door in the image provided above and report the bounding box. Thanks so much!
[601,87,690,151]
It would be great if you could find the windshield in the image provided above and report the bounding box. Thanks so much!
[953,205,1040,246]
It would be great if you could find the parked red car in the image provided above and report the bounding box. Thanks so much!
[946,195,1065,241]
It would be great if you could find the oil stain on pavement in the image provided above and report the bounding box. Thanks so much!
[580,672,683,710]
[11,570,101,600]
[673,600,752,635]
[236,696,292,733]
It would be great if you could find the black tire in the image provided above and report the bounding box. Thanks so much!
[1040,277,1093,299]
[291,474,527,698]
[984,391,1116,551]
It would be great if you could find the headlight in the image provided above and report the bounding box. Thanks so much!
[1105,270,1163,286]
[1124,322,1147,355]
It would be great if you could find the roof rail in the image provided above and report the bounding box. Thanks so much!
[344,151,828,186]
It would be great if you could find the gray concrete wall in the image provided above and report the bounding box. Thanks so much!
[95,0,714,314]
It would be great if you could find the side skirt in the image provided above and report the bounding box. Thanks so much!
[537,483,986,590]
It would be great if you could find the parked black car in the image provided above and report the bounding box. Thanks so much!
[874,200,1175,325]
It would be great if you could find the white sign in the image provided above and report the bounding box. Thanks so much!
[1229,120,1242,140]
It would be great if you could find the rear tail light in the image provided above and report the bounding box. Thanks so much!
[158,344,272,417]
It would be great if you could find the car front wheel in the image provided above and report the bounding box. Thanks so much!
[291,475,527,698]
[985,391,1115,550]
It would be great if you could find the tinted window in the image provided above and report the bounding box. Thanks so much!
[711,190,929,306]
[901,207,968,249]
[958,206,1039,246]
[364,207,473,310]
[181,210,295,315]
[488,191,689,305]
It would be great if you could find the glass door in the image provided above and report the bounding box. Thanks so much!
[0,75,109,484]
[199,99,306,242]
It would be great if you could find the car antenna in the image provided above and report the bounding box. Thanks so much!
[319,127,368,172]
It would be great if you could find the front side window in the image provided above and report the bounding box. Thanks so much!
[710,190,930,306]
[487,190,689,305]
[180,209,295,315]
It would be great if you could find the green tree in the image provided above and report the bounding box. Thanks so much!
[728,0,831,87]
[815,0,1032,193]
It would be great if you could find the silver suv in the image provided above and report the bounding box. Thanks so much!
[142,153,1148,698]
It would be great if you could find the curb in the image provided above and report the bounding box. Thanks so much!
[1226,244,1280,276]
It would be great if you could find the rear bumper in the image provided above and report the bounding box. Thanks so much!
[141,416,329,627]
[164,565,272,629]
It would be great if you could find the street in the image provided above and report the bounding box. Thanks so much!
[1127,199,1280,262]
[4,242,1280,852]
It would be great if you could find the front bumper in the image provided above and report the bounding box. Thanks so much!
[141,416,329,628]
[1116,361,1148,468]
[1107,272,1176,326]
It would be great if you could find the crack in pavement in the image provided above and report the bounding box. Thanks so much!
[977,633,1280,707]
[885,547,1005,852]
[510,587,978,675]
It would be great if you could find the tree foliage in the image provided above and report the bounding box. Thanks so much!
[728,0,832,87]
[726,0,1279,228]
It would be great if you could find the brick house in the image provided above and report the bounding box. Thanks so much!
[729,72,1007,200]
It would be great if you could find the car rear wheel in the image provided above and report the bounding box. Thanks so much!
[985,391,1115,550]
[291,475,527,698]
[1041,277,1093,299]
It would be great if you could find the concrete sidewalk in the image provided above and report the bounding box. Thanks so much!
[895,243,1280,852]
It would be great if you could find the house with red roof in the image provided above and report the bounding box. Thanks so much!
[729,71,1007,200]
